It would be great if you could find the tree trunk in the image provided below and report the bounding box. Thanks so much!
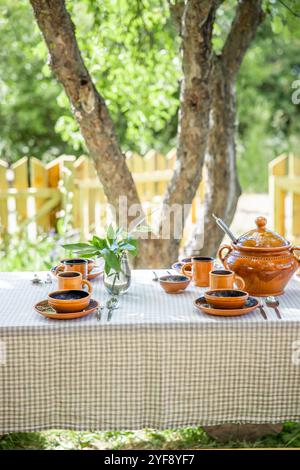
[118,0,218,270]
[30,0,265,269]
[200,58,241,257]
[29,0,142,219]
[30,0,216,268]
[204,423,283,443]
[184,59,241,258]
[157,0,217,265]
[185,0,265,259]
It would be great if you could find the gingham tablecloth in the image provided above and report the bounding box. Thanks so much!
[1,270,300,433]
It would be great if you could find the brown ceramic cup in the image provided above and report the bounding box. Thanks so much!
[181,256,214,287]
[209,269,245,290]
[57,271,93,293]
[55,258,89,279]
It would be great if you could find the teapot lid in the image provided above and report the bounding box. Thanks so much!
[236,217,289,248]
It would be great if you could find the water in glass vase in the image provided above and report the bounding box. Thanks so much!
[104,254,131,295]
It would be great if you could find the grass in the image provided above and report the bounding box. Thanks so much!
[1,423,300,450]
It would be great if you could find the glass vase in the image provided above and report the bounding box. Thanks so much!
[103,253,131,296]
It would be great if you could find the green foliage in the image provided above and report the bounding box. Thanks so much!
[1,422,300,449]
[0,0,76,163]
[1,0,300,191]
[0,229,65,271]
[61,0,180,154]
[62,223,146,275]
[237,10,300,191]
[0,179,74,272]
[0,0,179,159]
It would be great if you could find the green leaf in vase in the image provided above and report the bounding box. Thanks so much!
[62,242,92,250]
[115,226,124,237]
[102,249,121,272]
[78,252,100,258]
[104,262,111,276]
[91,236,107,250]
[109,241,119,252]
[107,224,115,241]
[119,243,136,251]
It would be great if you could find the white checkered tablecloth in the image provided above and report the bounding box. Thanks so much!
[1,270,300,433]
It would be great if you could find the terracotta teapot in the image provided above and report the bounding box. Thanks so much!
[217,217,300,296]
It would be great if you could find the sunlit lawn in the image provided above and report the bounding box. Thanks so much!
[1,424,300,450]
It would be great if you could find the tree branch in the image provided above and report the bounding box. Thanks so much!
[222,0,265,78]
[278,0,300,18]
[163,0,216,205]
[157,0,218,259]
[29,0,142,216]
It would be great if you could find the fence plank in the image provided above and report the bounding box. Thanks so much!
[269,154,287,235]
[289,154,300,241]
[30,157,50,231]
[0,159,8,231]
[87,159,106,233]
[61,156,76,234]
[0,149,215,240]
[155,152,168,196]
[11,157,28,224]
[46,157,61,228]
[47,159,60,188]
[144,150,156,199]
[46,155,74,228]
[130,152,145,200]
[74,155,90,237]
[87,158,98,232]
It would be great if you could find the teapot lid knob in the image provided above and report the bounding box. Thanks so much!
[255,216,267,229]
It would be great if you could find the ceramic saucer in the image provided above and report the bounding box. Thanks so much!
[194,296,258,317]
[171,261,192,273]
[34,299,99,320]
[171,262,183,273]
[87,268,103,280]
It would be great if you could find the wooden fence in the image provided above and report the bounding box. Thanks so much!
[269,153,300,243]
[0,150,205,239]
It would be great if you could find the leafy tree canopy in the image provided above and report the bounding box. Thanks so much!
[0,0,74,162]
[0,0,299,191]
[237,0,300,190]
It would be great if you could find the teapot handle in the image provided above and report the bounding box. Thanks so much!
[217,244,232,269]
[291,246,300,263]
